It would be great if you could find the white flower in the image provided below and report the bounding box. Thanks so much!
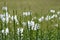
[27,11,31,15]
[33,23,40,30]
[45,15,51,21]
[0,14,5,22]
[2,29,4,33]
[50,9,55,13]
[51,14,57,19]
[23,12,27,16]
[23,11,31,16]
[20,28,23,33]
[53,14,57,18]
[45,14,57,21]
[28,20,35,30]
[1,17,5,22]
[50,15,54,19]
[17,28,23,36]
[28,20,34,28]
[5,28,9,35]
[11,16,14,21]
[14,15,19,23]
[38,16,44,22]
[17,28,20,35]
[0,12,10,23]
[57,11,60,15]
[4,12,10,23]
[11,15,19,24]
[2,28,9,35]
[28,20,40,30]
[2,6,7,11]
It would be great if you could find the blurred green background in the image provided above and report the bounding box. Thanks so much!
[0,0,60,15]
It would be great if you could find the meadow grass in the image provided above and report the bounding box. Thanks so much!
[0,0,60,40]
[0,9,60,40]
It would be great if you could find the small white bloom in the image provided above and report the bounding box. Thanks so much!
[28,20,34,28]
[27,11,31,15]
[5,12,10,23]
[2,17,5,22]
[45,15,51,21]
[50,16,54,19]
[11,16,14,21]
[17,28,24,35]
[2,29,4,33]
[51,14,57,19]
[2,6,7,11]
[28,23,40,30]
[11,15,19,24]
[54,14,57,18]
[57,11,60,15]
[33,23,40,30]
[28,20,36,30]
[0,12,10,23]
[50,9,55,13]
[23,11,31,16]
[20,28,23,33]
[0,14,5,22]
[38,16,44,22]
[4,13,9,23]
[5,28,9,35]
[14,15,19,23]
[23,12,27,16]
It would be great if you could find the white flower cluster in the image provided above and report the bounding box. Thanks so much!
[0,13,19,24]
[11,15,19,24]
[45,14,58,21]
[23,11,31,16]
[17,28,23,36]
[50,9,55,13]
[0,12,10,23]
[28,20,40,30]
[38,9,59,22]
[2,28,9,35]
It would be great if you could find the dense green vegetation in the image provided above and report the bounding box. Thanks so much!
[0,0,60,40]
